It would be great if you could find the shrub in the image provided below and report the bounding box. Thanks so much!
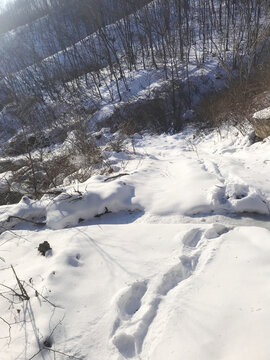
[196,60,270,131]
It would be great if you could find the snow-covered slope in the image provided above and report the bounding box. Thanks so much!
[0,128,269,359]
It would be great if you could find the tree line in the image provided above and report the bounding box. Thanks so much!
[0,0,269,125]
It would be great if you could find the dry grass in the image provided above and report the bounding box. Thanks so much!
[196,61,270,131]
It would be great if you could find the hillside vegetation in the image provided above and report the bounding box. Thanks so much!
[0,2,270,360]
[0,0,269,200]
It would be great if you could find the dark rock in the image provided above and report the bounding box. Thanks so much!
[38,241,52,256]
[43,339,52,348]
[95,134,102,140]
[253,108,270,139]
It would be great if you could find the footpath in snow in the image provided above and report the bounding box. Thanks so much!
[0,128,269,360]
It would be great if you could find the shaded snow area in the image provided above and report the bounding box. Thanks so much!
[0,128,270,360]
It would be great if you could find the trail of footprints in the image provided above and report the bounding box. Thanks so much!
[111,224,230,358]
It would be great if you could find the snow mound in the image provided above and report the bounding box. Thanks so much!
[209,183,270,215]
[0,196,47,232]
[226,183,269,214]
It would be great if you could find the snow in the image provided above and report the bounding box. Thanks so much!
[253,107,270,120]
[149,226,270,360]
[0,196,49,233]
[0,128,270,359]
[0,171,12,192]
[46,180,140,230]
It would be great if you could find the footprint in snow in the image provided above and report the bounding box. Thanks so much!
[112,254,198,356]
[205,224,230,239]
[182,228,203,248]
[113,333,135,358]
[157,255,198,296]
[67,253,82,267]
[116,280,148,320]
[111,280,148,337]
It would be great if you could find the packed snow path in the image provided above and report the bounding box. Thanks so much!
[0,129,269,360]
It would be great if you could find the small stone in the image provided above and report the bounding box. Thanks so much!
[38,241,52,256]
[43,339,52,348]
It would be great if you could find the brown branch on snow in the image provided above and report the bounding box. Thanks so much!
[7,216,46,226]
[104,173,129,182]
[94,207,112,218]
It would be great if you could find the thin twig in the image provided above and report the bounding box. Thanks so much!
[11,265,30,300]
[0,283,25,299]
[27,282,63,309]
[7,216,46,226]
[0,225,31,242]
[48,348,81,359]
[104,173,129,182]
[0,317,12,343]
[28,349,42,360]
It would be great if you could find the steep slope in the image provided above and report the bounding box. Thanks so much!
[0,128,269,359]
[0,0,269,140]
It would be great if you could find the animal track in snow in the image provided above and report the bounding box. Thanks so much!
[182,228,203,248]
[111,226,230,357]
[111,280,148,337]
[135,255,198,354]
[117,280,148,320]
[67,253,82,267]
[112,256,201,356]
[205,224,230,239]
[157,256,197,296]
[113,333,136,358]
[210,185,228,208]
[200,159,224,183]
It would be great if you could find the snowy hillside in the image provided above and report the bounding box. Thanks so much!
[0,128,269,359]
[0,0,269,146]
[0,0,270,359]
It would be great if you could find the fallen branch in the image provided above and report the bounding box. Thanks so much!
[7,216,46,226]
[94,207,112,218]
[104,173,129,182]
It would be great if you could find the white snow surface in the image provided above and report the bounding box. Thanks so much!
[0,128,270,360]
[253,107,270,120]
